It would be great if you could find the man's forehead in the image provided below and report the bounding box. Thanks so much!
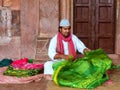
[62,26,71,29]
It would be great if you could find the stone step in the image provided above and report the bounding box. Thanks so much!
[108,54,120,60]
[108,54,120,65]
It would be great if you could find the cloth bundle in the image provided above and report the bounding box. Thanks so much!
[52,49,112,89]
[3,58,44,77]
[0,58,13,67]
[11,58,43,70]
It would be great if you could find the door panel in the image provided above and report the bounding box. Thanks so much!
[95,0,115,53]
[74,0,94,49]
[74,0,116,53]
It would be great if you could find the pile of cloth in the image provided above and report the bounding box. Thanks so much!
[4,58,43,77]
[0,58,44,84]
[52,49,113,89]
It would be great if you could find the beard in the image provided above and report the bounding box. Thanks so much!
[63,33,70,38]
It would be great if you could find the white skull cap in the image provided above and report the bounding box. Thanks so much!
[59,19,70,27]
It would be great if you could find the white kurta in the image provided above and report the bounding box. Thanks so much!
[44,34,87,75]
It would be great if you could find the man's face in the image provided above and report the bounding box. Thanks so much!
[60,26,71,37]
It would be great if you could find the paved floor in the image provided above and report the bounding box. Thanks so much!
[47,69,120,90]
[0,58,119,90]
[0,68,120,90]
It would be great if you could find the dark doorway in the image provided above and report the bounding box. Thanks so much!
[73,0,116,54]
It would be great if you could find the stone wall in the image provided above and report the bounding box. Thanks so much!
[0,0,21,60]
[0,0,120,63]
[35,0,59,62]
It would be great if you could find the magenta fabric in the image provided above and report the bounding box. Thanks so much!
[11,58,44,70]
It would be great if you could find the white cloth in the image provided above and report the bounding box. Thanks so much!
[44,34,87,75]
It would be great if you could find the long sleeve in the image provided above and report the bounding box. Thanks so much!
[48,35,57,60]
[72,35,87,54]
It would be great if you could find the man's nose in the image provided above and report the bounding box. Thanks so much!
[66,29,70,32]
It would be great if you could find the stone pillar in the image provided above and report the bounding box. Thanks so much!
[116,0,120,55]
[0,0,2,6]
[59,0,71,21]
[21,0,39,59]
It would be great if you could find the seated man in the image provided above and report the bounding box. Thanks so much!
[44,19,91,80]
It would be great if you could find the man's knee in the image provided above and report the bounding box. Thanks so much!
[44,61,54,68]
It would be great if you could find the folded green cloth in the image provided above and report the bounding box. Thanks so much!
[3,66,43,77]
[0,59,13,67]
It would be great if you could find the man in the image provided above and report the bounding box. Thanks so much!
[44,19,91,80]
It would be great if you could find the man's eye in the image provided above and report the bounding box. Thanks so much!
[65,28,70,30]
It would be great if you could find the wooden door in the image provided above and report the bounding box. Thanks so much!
[73,0,116,54]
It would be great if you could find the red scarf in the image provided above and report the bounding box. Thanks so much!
[56,32,76,57]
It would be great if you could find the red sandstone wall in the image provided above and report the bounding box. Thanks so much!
[0,0,21,60]
[0,0,59,62]
[3,0,20,10]
[35,0,59,62]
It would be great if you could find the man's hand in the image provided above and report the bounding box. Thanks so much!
[54,54,74,60]
[83,48,91,53]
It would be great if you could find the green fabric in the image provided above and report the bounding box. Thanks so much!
[28,59,33,63]
[3,66,43,77]
[111,65,120,69]
[0,59,13,67]
[52,49,112,89]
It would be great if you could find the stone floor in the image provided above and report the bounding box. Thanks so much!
[47,69,120,90]
[0,58,119,90]
[0,68,120,90]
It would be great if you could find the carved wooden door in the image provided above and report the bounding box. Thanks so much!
[74,0,116,54]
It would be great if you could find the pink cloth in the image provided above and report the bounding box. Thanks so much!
[11,58,44,70]
[56,32,76,57]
